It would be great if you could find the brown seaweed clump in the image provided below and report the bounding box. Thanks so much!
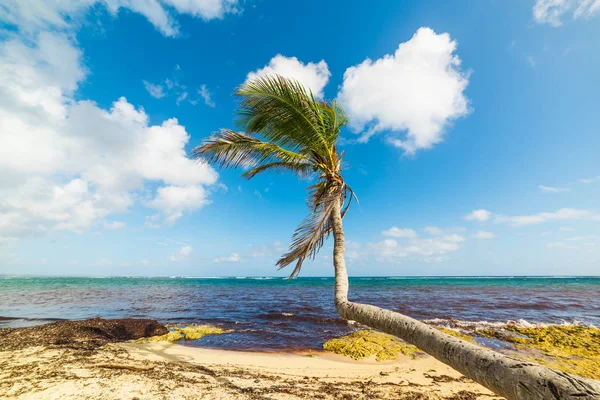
[323,330,422,361]
[479,325,600,379]
[0,318,168,351]
[138,324,231,343]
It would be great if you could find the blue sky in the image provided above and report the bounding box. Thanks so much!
[1,0,599,276]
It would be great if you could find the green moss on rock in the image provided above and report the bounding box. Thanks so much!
[323,330,422,361]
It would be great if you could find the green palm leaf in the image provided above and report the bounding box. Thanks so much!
[194,75,352,277]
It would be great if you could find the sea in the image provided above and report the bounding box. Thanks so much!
[1,276,598,351]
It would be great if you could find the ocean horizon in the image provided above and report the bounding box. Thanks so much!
[2,275,598,351]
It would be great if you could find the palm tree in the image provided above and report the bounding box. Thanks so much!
[193,76,600,400]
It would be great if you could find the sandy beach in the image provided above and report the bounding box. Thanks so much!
[0,341,502,399]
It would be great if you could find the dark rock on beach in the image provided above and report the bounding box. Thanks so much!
[0,317,168,351]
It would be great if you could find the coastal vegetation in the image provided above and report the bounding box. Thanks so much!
[193,75,600,399]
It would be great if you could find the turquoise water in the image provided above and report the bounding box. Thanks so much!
[1,276,598,350]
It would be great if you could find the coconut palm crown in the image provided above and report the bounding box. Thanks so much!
[193,75,355,278]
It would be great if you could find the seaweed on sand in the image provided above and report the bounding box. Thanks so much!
[478,325,600,379]
[137,324,232,343]
[323,330,423,361]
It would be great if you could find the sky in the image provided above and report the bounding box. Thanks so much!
[0,0,599,277]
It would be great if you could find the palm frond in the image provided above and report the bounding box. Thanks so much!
[192,129,308,169]
[318,100,348,146]
[236,75,332,154]
[276,181,346,278]
[242,161,314,180]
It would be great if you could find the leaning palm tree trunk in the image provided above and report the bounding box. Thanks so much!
[196,75,600,400]
[330,200,600,400]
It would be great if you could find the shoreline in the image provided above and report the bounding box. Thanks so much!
[1,318,598,398]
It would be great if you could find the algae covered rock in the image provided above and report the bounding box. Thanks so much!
[137,324,232,343]
[323,329,422,361]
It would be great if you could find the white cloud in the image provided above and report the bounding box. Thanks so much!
[533,0,600,26]
[559,227,576,231]
[382,227,417,238]
[143,80,166,98]
[366,234,465,262]
[162,0,239,20]
[527,56,536,68]
[495,208,598,226]
[176,91,188,105]
[147,185,210,225]
[538,185,570,193]
[0,0,239,37]
[169,245,193,262]
[198,84,215,107]
[104,221,126,230]
[214,252,240,263]
[0,32,218,242]
[347,228,465,263]
[472,231,496,239]
[337,27,470,154]
[579,175,600,184]
[464,209,492,222]
[245,55,331,98]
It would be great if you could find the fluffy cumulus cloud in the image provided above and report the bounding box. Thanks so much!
[0,30,218,244]
[0,0,239,37]
[337,27,470,154]
[245,55,331,98]
[147,185,210,225]
[533,0,600,26]
[169,245,193,262]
